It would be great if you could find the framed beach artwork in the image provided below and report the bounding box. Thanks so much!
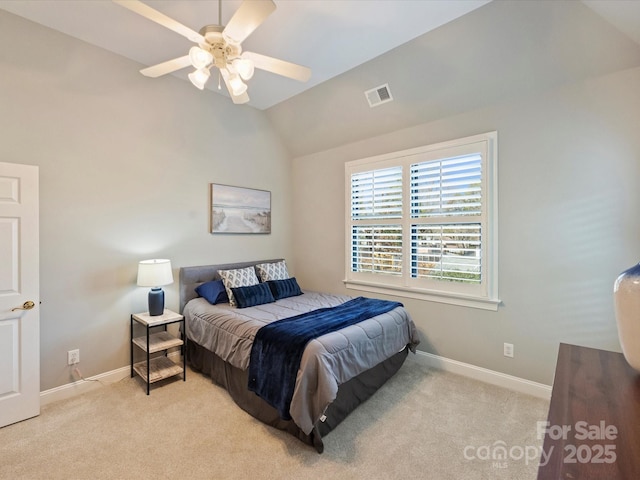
[210,183,271,234]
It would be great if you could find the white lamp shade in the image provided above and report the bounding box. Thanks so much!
[188,68,210,90]
[228,73,248,96]
[232,58,254,80]
[137,259,173,287]
[189,46,213,69]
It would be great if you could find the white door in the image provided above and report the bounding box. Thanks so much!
[0,162,39,428]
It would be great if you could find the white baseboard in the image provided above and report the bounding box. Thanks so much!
[413,350,552,400]
[41,352,184,406]
[40,366,131,406]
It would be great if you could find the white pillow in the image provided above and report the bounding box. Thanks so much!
[219,266,259,307]
[255,261,289,282]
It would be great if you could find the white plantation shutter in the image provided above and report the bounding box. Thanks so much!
[410,153,483,284]
[345,132,498,310]
[410,154,482,217]
[350,166,403,275]
[411,224,482,283]
[351,225,402,275]
[351,167,402,219]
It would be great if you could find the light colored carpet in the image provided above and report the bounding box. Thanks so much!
[0,354,549,480]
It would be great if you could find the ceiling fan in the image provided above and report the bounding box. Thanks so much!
[113,0,311,104]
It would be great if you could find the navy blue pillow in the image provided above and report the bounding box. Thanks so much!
[232,282,275,308]
[267,277,303,300]
[195,279,229,305]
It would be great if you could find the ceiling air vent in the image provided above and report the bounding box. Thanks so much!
[365,83,393,108]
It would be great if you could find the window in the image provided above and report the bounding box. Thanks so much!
[345,132,499,310]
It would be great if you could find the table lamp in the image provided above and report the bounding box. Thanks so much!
[137,259,173,316]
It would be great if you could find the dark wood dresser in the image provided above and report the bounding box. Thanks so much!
[537,343,640,479]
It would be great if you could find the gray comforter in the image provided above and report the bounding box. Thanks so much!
[184,291,420,434]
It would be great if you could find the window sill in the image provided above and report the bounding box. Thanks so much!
[343,280,501,311]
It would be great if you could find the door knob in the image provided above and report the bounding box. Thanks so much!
[11,301,35,311]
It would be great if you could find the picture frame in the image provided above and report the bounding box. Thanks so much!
[210,183,271,234]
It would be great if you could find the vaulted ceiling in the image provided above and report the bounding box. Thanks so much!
[1,1,638,111]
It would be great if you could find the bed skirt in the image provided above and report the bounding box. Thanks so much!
[186,340,409,453]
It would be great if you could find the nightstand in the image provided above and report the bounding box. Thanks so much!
[130,309,186,395]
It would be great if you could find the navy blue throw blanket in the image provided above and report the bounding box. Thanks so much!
[248,296,403,420]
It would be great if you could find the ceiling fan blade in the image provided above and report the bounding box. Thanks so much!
[113,0,205,44]
[140,55,192,78]
[223,0,276,45]
[220,69,250,105]
[242,52,311,82]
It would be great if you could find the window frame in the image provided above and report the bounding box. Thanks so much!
[344,132,500,311]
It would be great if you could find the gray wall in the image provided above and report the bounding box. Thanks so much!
[2,1,640,392]
[290,66,640,385]
[284,2,640,385]
[0,10,293,391]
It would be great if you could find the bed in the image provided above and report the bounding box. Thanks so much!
[179,259,420,452]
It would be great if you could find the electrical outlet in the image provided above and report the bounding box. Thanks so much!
[503,343,514,358]
[67,349,80,365]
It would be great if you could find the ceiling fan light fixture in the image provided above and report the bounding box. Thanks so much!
[233,58,254,80]
[189,46,213,69]
[188,68,210,90]
[115,0,311,106]
[228,73,248,96]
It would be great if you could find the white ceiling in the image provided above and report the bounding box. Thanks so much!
[1,0,639,110]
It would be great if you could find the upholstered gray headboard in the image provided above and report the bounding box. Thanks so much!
[179,259,284,313]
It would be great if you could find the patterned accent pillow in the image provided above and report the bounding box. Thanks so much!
[267,277,303,300]
[232,283,275,308]
[219,266,260,307]
[255,260,289,282]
